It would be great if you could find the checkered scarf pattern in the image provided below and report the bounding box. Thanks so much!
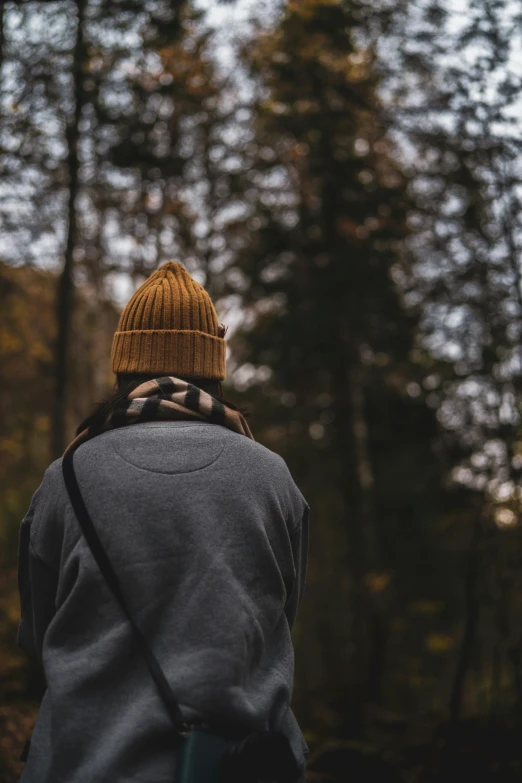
[65,376,253,455]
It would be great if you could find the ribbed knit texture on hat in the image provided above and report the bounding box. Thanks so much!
[111,261,226,379]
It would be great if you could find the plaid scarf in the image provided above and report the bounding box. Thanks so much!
[65,376,253,455]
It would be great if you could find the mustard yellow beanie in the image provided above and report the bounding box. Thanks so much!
[111,261,226,380]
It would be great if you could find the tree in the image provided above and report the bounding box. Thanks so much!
[53,0,193,455]
[226,0,467,736]
[0,1,229,454]
[390,0,522,718]
[53,0,88,458]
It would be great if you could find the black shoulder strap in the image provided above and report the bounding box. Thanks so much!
[62,448,185,731]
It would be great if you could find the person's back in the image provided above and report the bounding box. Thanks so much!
[17,262,309,782]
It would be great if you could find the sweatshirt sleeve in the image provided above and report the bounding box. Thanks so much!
[284,504,309,630]
[17,472,60,663]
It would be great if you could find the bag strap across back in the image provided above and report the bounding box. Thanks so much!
[62,448,185,732]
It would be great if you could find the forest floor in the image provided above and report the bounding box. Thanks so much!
[306,712,522,782]
[1,705,522,783]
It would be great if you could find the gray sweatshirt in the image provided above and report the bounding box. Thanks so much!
[17,421,309,783]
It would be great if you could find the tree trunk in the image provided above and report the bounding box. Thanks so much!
[0,3,5,70]
[331,343,381,737]
[349,363,390,705]
[449,511,483,722]
[51,0,88,458]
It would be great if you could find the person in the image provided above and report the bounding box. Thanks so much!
[17,261,309,783]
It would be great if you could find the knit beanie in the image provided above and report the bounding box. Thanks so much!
[111,261,226,380]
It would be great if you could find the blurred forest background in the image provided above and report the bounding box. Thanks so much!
[2,0,522,780]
